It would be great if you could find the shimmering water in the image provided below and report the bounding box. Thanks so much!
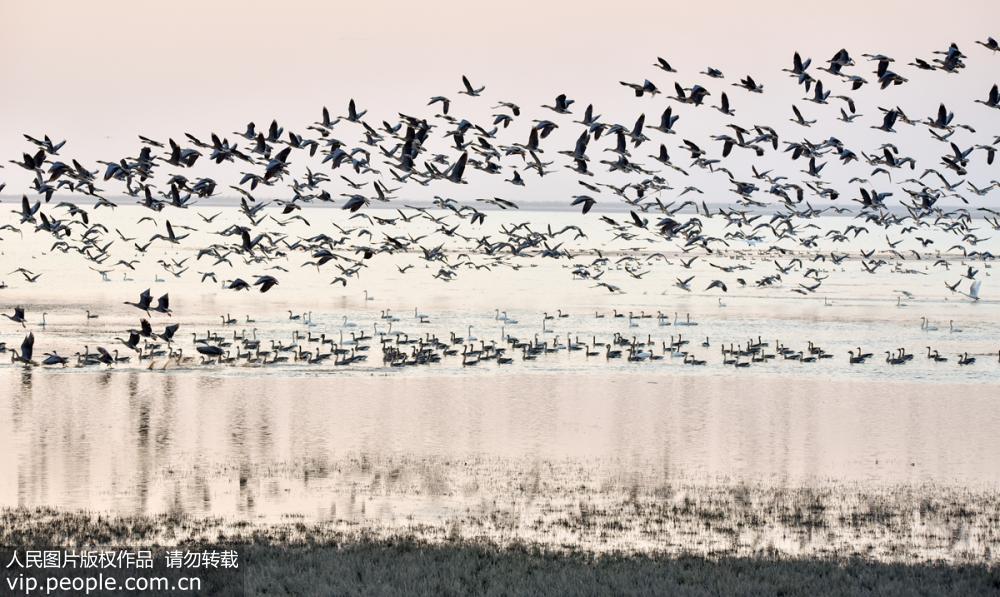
[1,206,998,558]
[2,369,999,515]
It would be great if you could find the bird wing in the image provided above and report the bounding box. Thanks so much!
[21,332,34,362]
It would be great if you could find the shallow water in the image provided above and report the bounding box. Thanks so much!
[1,206,998,559]
[1,207,998,379]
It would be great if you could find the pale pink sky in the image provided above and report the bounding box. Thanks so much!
[1,0,997,200]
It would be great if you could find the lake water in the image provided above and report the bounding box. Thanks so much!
[1,205,998,559]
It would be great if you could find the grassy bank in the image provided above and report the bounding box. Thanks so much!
[2,508,999,595]
[241,541,1000,597]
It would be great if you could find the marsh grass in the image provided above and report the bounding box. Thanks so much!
[3,479,1000,595]
[5,481,1000,562]
[2,524,999,596]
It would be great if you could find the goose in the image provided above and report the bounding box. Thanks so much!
[152,293,172,316]
[722,347,737,365]
[195,344,225,358]
[10,332,36,365]
[926,347,948,362]
[115,331,142,352]
[542,93,574,114]
[629,347,652,361]
[124,290,155,315]
[42,351,68,367]
[92,346,114,366]
[459,75,485,96]
[885,351,906,365]
[684,354,706,366]
[3,306,27,327]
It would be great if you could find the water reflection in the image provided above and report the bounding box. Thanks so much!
[2,368,999,530]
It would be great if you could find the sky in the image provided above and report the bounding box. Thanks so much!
[1,0,998,205]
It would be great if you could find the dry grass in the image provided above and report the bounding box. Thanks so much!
[2,504,1000,595]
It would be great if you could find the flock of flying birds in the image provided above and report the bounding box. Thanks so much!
[2,37,1000,368]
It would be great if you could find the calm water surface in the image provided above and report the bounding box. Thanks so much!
[1,206,998,557]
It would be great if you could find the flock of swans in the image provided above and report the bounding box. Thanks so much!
[1,297,994,371]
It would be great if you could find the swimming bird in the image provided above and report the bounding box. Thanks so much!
[42,351,68,366]
[926,347,948,362]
